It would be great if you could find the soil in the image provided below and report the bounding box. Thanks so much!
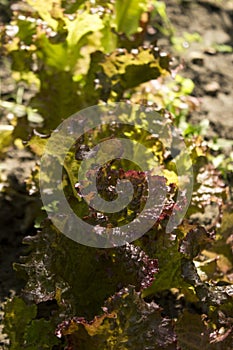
[162,0,233,140]
[0,0,232,346]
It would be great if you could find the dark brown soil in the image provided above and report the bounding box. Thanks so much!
[0,0,232,346]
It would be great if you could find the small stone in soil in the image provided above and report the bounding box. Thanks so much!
[204,81,220,95]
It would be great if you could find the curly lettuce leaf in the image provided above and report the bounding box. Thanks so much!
[15,221,158,319]
[56,286,177,350]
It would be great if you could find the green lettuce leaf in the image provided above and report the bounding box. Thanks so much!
[115,0,148,37]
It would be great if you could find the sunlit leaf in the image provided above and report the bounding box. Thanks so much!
[65,13,104,47]
[0,125,13,153]
[115,0,148,36]
[26,0,62,30]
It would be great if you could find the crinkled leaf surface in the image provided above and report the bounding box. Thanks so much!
[179,225,213,259]
[100,47,170,99]
[190,163,226,219]
[57,286,177,350]
[65,12,104,47]
[16,221,158,319]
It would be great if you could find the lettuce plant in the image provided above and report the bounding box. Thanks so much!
[2,1,232,349]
